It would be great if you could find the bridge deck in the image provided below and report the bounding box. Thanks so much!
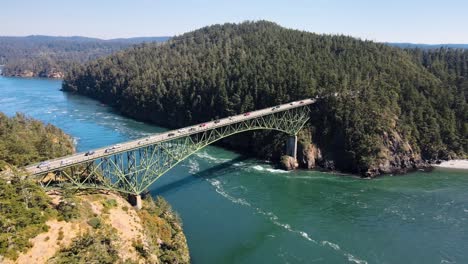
[25,98,316,175]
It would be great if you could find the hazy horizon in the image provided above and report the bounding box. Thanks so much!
[0,26,467,46]
[1,0,467,44]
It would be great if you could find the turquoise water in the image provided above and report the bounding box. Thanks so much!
[1,76,467,263]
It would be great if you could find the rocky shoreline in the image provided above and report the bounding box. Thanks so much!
[1,70,64,79]
[434,159,468,170]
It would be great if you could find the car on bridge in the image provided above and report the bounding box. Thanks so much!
[85,150,95,156]
[61,160,72,165]
[244,112,251,116]
[228,116,234,120]
[168,133,175,137]
[189,127,196,132]
[112,144,122,149]
[214,120,220,124]
[299,101,304,104]
[178,129,185,133]
[37,161,50,168]
[105,148,115,153]
[199,123,207,127]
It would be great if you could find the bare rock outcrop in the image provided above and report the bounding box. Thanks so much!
[280,155,299,170]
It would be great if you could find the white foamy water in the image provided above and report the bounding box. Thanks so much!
[72,137,79,146]
[195,151,230,163]
[208,179,251,206]
[187,159,200,174]
[207,176,368,264]
[251,164,289,174]
[233,161,246,167]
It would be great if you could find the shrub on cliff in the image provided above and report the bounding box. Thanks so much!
[0,177,54,260]
[49,233,119,264]
[138,196,190,264]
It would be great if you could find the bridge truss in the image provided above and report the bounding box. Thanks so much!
[35,106,311,195]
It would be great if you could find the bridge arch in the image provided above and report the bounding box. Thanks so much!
[34,105,311,195]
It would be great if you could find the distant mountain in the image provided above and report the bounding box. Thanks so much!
[0,35,171,78]
[386,42,468,49]
[107,36,171,43]
[1,35,171,43]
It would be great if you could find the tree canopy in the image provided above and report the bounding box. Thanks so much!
[0,36,169,78]
[0,112,75,170]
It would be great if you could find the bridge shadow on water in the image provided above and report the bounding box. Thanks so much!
[149,156,250,196]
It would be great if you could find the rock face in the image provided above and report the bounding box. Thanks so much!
[294,128,431,177]
[4,69,64,78]
[45,70,64,79]
[297,142,322,169]
[280,155,299,170]
[364,131,430,177]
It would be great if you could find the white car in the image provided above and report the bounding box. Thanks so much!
[61,160,72,165]
[178,129,186,133]
[105,148,115,153]
[112,144,122,149]
[37,161,50,168]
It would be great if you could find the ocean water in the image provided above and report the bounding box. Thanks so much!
[1,76,467,263]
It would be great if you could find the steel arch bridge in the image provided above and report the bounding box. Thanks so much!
[25,99,315,196]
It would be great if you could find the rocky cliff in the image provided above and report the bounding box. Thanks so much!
[0,178,190,264]
[295,127,431,177]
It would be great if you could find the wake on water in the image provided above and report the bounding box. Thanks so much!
[186,148,366,262]
[194,151,231,164]
[187,159,200,174]
[251,164,290,174]
[206,177,368,264]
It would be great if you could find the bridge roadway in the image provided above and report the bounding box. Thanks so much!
[25,98,316,175]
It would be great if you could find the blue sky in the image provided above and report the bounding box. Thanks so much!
[1,0,467,43]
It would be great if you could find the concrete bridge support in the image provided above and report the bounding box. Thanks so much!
[128,194,142,210]
[286,135,298,159]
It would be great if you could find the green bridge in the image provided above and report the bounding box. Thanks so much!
[25,99,315,207]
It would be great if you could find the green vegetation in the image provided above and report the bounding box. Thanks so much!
[0,114,77,260]
[0,113,189,262]
[49,232,119,264]
[0,36,169,78]
[0,177,54,259]
[138,196,190,263]
[0,112,75,170]
[56,198,80,222]
[63,21,467,176]
[87,217,102,229]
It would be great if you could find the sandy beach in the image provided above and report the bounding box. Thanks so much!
[434,159,468,170]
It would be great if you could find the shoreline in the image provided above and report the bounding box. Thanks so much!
[433,159,468,170]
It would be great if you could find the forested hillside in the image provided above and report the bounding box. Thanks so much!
[62,21,467,177]
[0,36,169,78]
[0,112,75,170]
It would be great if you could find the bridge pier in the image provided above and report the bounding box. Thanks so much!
[128,194,142,210]
[286,135,298,159]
